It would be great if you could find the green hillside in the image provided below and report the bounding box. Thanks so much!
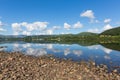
[100,27,120,36]
[77,32,98,36]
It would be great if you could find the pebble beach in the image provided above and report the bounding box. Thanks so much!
[0,51,120,80]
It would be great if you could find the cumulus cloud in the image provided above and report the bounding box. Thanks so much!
[64,21,83,30]
[80,10,95,22]
[87,28,99,33]
[103,24,113,30]
[11,21,49,35]
[46,29,53,35]
[73,21,83,28]
[12,23,22,32]
[104,19,111,23]
[25,22,48,31]
[12,22,48,31]
[64,22,71,30]
[22,31,31,35]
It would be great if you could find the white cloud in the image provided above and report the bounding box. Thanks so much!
[73,21,83,28]
[11,21,49,35]
[19,22,48,31]
[25,22,48,31]
[87,28,99,33]
[22,31,31,35]
[12,23,22,32]
[64,22,71,30]
[12,23,22,35]
[46,29,53,35]
[80,10,95,22]
[103,24,113,30]
[35,29,53,35]
[104,19,111,23]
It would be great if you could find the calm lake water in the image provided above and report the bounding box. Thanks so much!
[0,41,120,70]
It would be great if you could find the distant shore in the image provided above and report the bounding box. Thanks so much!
[0,51,120,80]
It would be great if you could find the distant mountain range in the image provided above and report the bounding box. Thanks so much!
[0,26,120,39]
[0,35,26,38]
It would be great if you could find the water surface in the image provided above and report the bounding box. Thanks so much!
[0,41,120,70]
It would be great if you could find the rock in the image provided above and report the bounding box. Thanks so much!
[0,52,120,80]
[113,69,117,73]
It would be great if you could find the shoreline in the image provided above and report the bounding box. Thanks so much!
[0,51,120,80]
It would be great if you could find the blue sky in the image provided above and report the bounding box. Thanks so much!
[0,0,120,35]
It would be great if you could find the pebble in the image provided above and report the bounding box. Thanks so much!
[0,52,120,80]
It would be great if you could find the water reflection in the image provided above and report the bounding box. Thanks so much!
[64,48,70,56]
[0,42,120,69]
[0,46,7,51]
[103,48,112,54]
[100,43,120,51]
[87,45,100,50]
[72,50,82,56]
[22,43,31,48]
[26,48,47,56]
[104,55,111,60]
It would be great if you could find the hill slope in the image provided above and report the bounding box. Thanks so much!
[77,32,98,36]
[100,27,120,36]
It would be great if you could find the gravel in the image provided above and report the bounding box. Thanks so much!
[0,51,120,80]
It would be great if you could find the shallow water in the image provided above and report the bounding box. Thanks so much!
[0,41,120,70]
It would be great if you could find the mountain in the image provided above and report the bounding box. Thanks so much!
[0,35,26,38]
[100,27,120,36]
[77,32,98,36]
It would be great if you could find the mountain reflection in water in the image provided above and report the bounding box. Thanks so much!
[0,41,120,70]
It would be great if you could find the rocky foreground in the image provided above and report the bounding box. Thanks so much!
[0,52,120,80]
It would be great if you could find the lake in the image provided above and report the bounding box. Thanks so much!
[0,41,120,70]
